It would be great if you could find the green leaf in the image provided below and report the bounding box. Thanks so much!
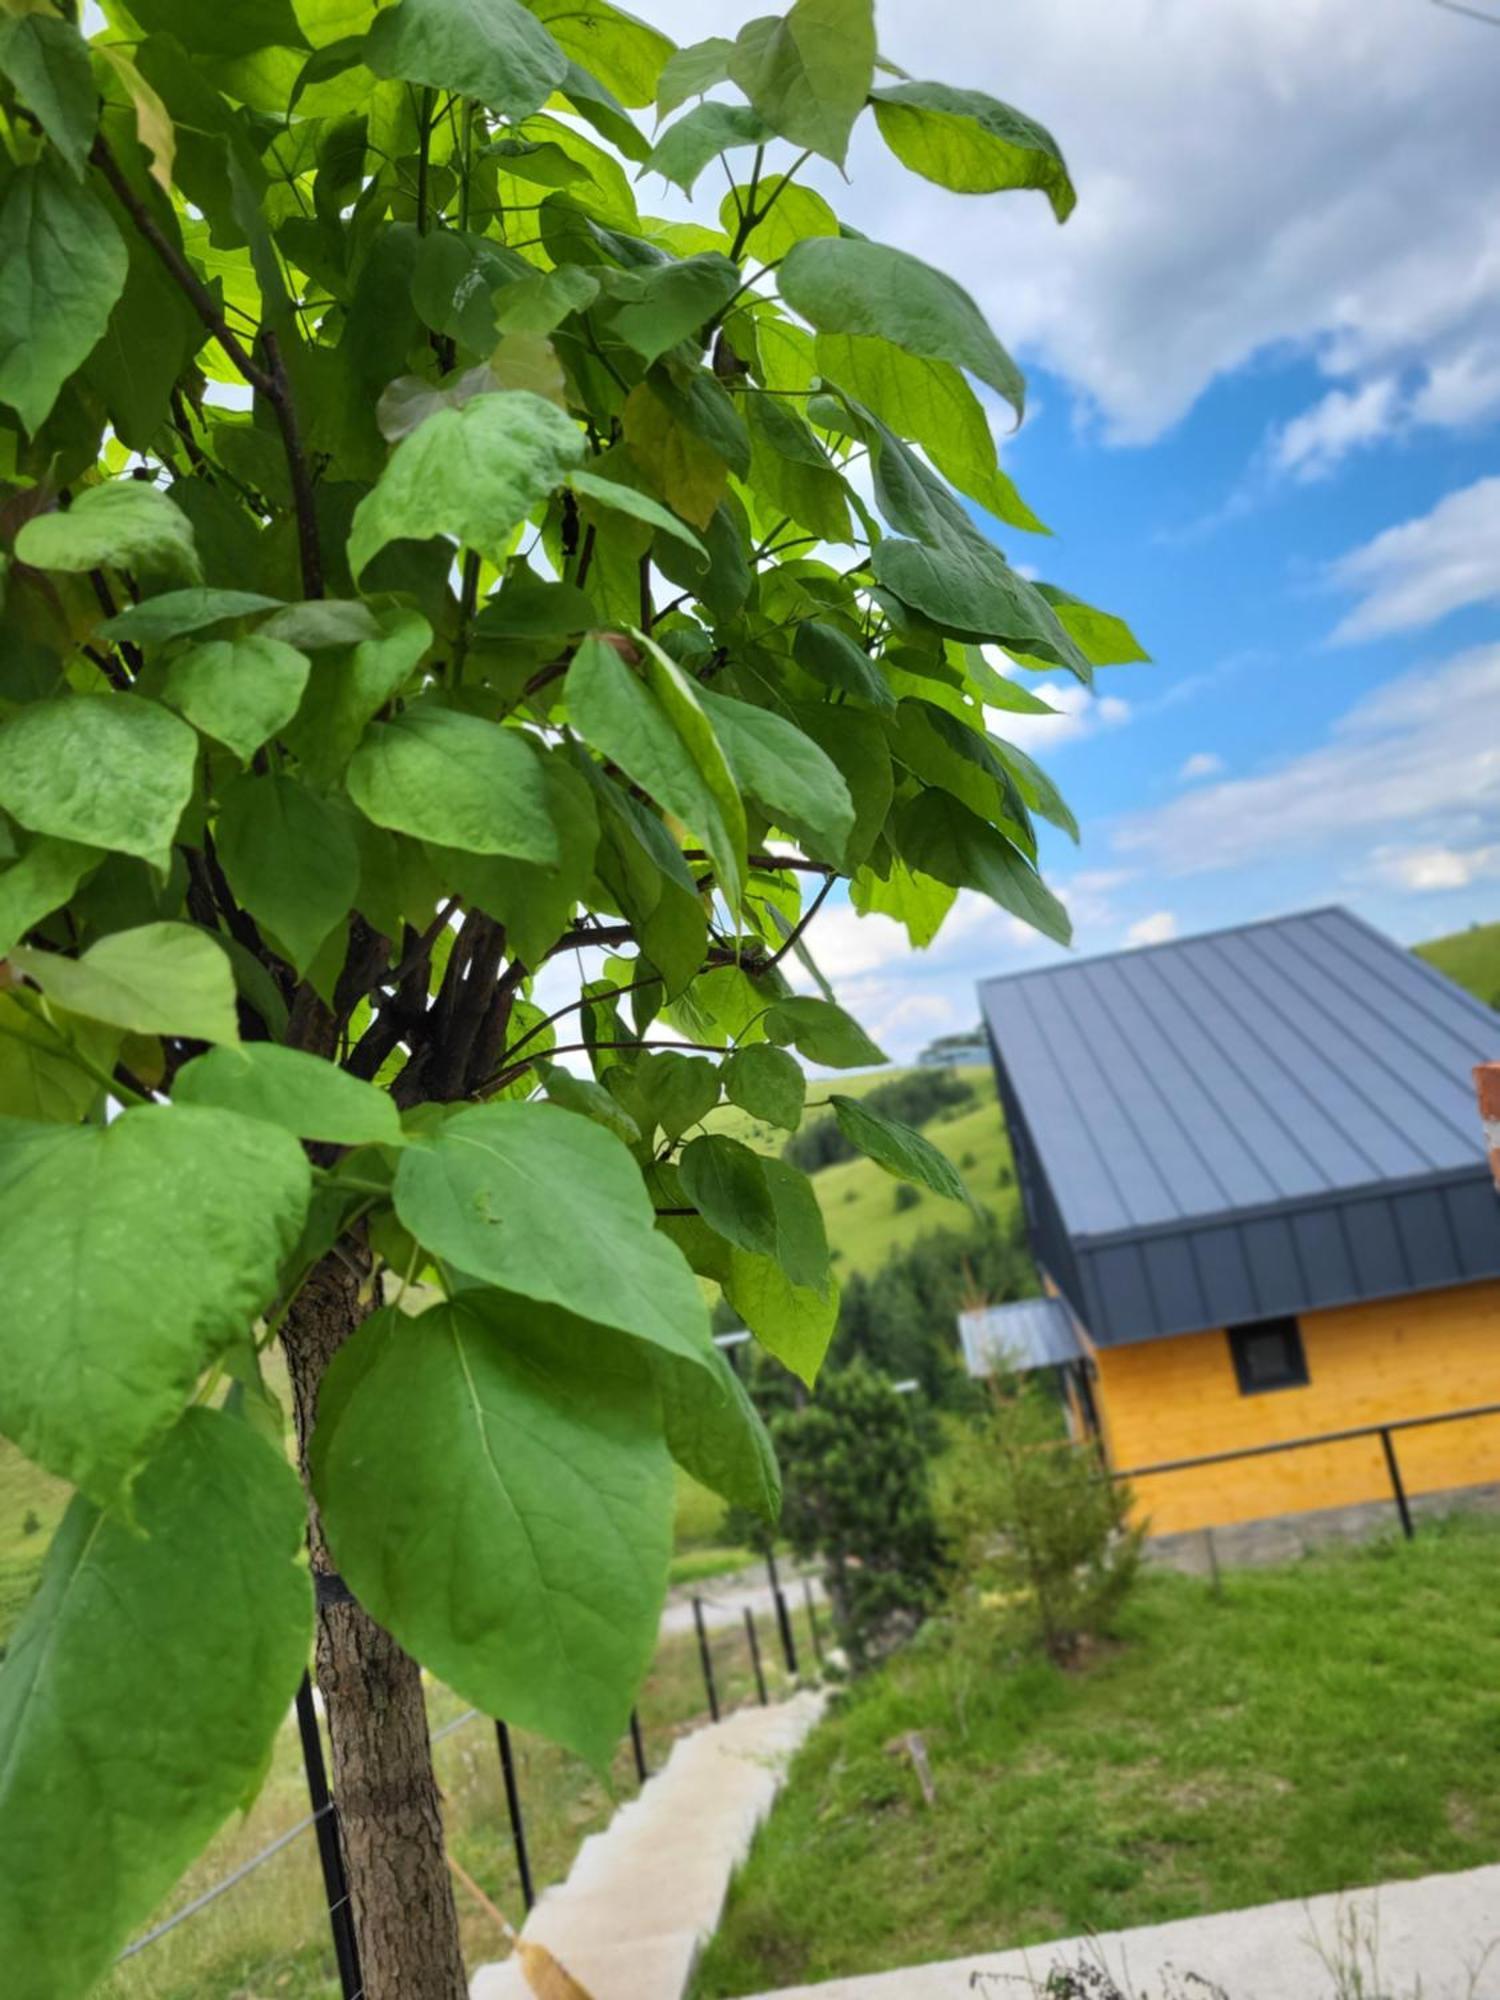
[526,0,671,107]
[1035,585,1151,666]
[813,333,1045,533]
[791,702,891,870]
[679,1133,778,1257]
[609,253,741,365]
[311,1296,672,1767]
[127,0,309,59]
[729,0,875,166]
[893,788,1071,944]
[781,236,1024,416]
[831,1091,972,1204]
[535,1059,641,1145]
[656,34,734,115]
[792,618,894,713]
[174,1044,403,1147]
[722,1041,805,1130]
[98,589,284,650]
[0,1106,310,1502]
[348,704,559,863]
[633,1047,719,1140]
[871,82,1076,220]
[744,393,852,545]
[162,635,311,763]
[15,483,201,588]
[720,173,838,263]
[850,857,955,946]
[0,14,96,178]
[0,1409,312,2000]
[285,607,433,785]
[0,159,126,434]
[643,102,771,195]
[0,838,96,957]
[215,772,360,975]
[393,1099,715,1372]
[569,467,708,560]
[758,1152,830,1293]
[364,0,567,121]
[348,390,583,578]
[651,1341,780,1521]
[0,993,118,1123]
[0,692,198,877]
[494,262,601,335]
[723,1246,837,1386]
[765,994,887,1069]
[697,686,854,865]
[566,633,746,910]
[9,922,241,1042]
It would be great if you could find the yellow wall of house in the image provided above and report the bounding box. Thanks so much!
[1092,1281,1500,1535]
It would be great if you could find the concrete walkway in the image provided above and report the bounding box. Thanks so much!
[660,1570,825,1638]
[743,1863,1500,1999]
[470,1689,826,2000]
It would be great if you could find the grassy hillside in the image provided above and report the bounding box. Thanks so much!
[708,1064,1015,1280]
[1415,919,1500,1008]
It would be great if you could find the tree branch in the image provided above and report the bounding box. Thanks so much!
[261,329,323,601]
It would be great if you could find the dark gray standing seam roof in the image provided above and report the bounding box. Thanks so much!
[978,906,1500,1347]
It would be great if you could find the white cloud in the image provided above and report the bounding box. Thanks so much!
[1179,751,1226,782]
[1269,378,1401,482]
[1371,843,1500,893]
[1409,344,1500,428]
[985,676,1131,754]
[1125,910,1178,947]
[1329,476,1500,642]
[643,0,1499,450]
[1114,642,1500,877]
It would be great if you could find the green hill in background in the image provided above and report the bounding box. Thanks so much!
[1415,920,1500,1010]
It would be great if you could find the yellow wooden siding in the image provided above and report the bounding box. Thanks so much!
[1093,1280,1500,1534]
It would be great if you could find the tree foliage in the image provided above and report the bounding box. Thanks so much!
[0,1,1138,1991]
[772,1358,948,1667]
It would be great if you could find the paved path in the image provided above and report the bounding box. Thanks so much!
[741,1863,1500,1999]
[469,1689,826,2000]
[660,1571,824,1638]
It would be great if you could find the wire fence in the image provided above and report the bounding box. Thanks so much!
[109,1560,823,1999]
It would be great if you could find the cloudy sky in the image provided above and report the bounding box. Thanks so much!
[632,0,1500,1059]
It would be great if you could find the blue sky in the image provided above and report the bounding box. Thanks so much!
[623,1,1500,1058]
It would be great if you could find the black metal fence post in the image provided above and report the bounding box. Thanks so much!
[294,1674,363,2000]
[766,1549,799,1676]
[1380,1427,1416,1540]
[495,1721,535,1911]
[692,1596,720,1722]
[803,1576,825,1667]
[744,1606,768,1705]
[629,1708,649,1786]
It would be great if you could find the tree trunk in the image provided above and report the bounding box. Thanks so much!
[281,1251,469,2000]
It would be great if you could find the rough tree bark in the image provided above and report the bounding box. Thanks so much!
[281,1252,470,2000]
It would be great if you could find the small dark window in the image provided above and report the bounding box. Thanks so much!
[1227,1315,1308,1395]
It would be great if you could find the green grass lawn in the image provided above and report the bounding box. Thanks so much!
[695,1515,1500,1996]
[1416,919,1500,1009]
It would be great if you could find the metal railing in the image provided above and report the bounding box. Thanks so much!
[1110,1398,1500,1543]
[115,1562,814,1999]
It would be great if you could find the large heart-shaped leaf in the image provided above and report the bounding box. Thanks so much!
[15,483,200,587]
[312,1296,672,1765]
[0,1105,311,1503]
[729,0,874,166]
[871,81,1076,219]
[0,1409,312,2000]
[0,159,125,433]
[364,0,567,121]
[174,1043,403,1147]
[0,694,197,872]
[781,235,1024,416]
[348,389,582,576]
[393,1098,714,1372]
[348,704,560,863]
[10,922,241,1043]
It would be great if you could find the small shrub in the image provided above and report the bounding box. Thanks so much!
[939,1378,1142,1665]
[772,1361,948,1667]
[893,1183,922,1213]
[960,1150,976,1170]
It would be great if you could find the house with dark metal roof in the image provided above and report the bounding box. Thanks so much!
[963,906,1500,1538]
